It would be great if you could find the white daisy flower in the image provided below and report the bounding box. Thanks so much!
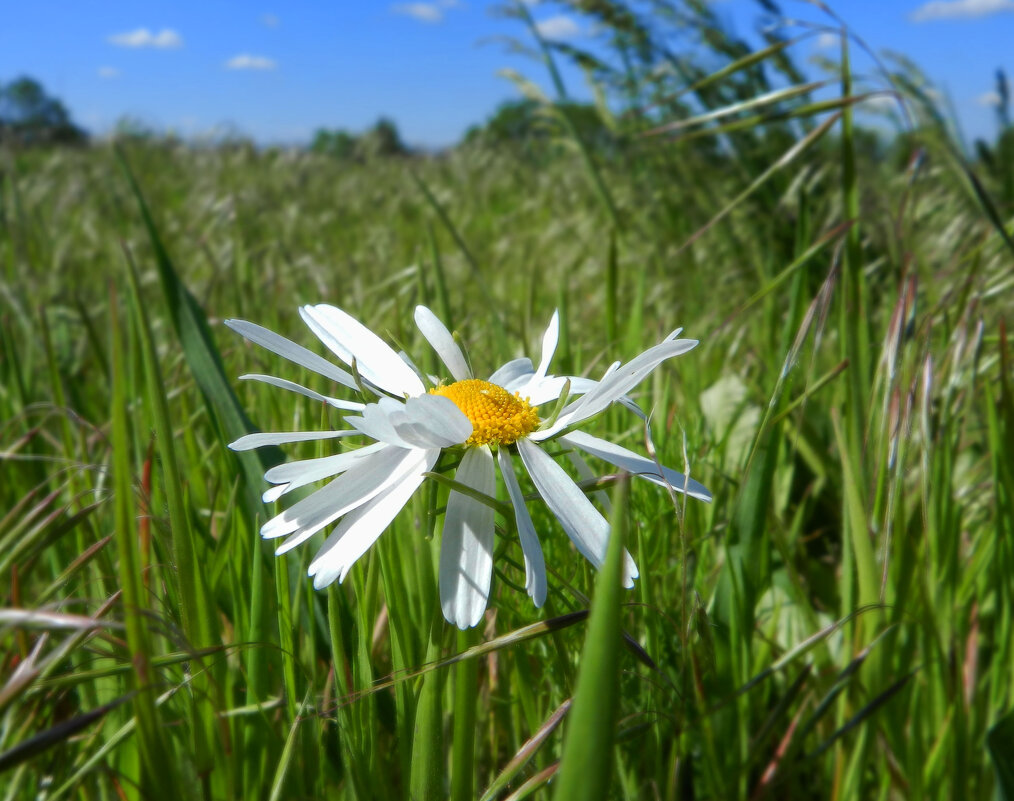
[227,305,710,629]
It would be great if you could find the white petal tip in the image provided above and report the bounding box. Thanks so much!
[262,485,288,504]
[310,567,341,590]
[446,609,484,630]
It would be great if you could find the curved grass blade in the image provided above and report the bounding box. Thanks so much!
[115,149,276,523]
[0,695,132,774]
[481,699,571,801]
[552,475,629,801]
[109,284,179,796]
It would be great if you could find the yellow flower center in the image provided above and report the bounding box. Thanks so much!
[430,379,540,447]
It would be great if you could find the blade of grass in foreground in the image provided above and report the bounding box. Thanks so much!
[109,284,179,797]
[552,475,629,801]
[123,250,216,658]
[116,149,274,524]
[125,249,221,785]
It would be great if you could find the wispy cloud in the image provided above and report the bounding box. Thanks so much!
[910,0,1014,21]
[815,32,838,50]
[392,1,459,23]
[534,14,581,39]
[393,3,443,22]
[261,13,280,27]
[97,66,120,79]
[863,95,898,113]
[108,28,183,49]
[225,54,277,70]
[977,90,1002,106]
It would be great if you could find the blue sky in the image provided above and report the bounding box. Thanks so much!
[1,0,1012,148]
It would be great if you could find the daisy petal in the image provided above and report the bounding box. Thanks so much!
[239,374,365,412]
[388,394,472,448]
[532,338,698,440]
[345,399,417,449]
[508,373,645,418]
[414,306,471,381]
[261,445,416,542]
[307,448,437,585]
[229,429,357,451]
[263,442,387,495]
[497,447,547,607]
[511,375,569,406]
[563,377,647,420]
[517,438,637,586]
[534,310,559,379]
[225,319,358,390]
[299,304,425,397]
[440,445,496,629]
[488,357,534,387]
[561,431,712,501]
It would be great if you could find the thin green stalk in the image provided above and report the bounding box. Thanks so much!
[409,614,447,801]
[328,586,373,801]
[451,628,480,801]
[109,283,178,797]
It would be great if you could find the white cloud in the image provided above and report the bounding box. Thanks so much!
[815,32,838,50]
[977,90,1002,106]
[97,66,120,79]
[225,54,277,70]
[910,0,1014,21]
[534,14,581,39]
[108,28,183,49]
[393,3,444,22]
[261,13,280,27]
[391,1,462,22]
[863,95,898,113]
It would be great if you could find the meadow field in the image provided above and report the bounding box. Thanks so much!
[2,6,1013,800]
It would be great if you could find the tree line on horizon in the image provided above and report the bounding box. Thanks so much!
[2,70,1013,200]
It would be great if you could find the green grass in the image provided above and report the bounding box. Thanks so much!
[2,6,1013,798]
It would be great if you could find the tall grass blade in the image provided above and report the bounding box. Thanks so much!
[108,284,179,797]
[552,475,629,801]
[115,149,273,522]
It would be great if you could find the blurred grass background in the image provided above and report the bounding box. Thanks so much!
[2,1,1013,799]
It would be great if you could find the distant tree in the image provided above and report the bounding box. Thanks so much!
[0,76,86,146]
[112,115,157,142]
[463,98,618,159]
[464,99,543,146]
[356,117,407,159]
[310,118,408,161]
[311,128,357,159]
